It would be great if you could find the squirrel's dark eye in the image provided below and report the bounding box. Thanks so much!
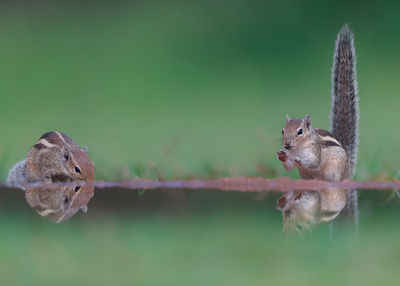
[297,129,303,135]
[74,166,81,174]
[74,186,81,192]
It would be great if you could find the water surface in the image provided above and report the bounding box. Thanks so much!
[0,186,399,285]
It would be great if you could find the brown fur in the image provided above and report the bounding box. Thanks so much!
[322,140,341,147]
[25,131,95,184]
[40,131,75,146]
[314,128,333,137]
[33,143,45,150]
[280,115,349,181]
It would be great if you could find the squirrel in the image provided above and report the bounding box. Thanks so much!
[6,131,95,189]
[277,25,359,231]
[25,182,94,223]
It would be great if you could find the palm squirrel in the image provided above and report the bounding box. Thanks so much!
[277,25,359,229]
[6,131,95,189]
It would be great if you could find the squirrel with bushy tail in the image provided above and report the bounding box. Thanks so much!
[277,24,359,224]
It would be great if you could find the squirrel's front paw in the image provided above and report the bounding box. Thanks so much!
[294,158,303,167]
[277,150,288,162]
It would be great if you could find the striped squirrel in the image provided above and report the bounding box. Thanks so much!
[277,25,359,231]
[25,182,94,223]
[6,131,95,189]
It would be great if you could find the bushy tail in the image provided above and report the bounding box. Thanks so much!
[330,24,359,175]
[6,160,27,190]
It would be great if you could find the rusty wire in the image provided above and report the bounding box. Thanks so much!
[1,177,399,192]
[93,177,400,192]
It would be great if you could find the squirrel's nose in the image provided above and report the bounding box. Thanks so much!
[284,144,292,150]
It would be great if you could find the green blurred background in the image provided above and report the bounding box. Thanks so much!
[0,0,400,285]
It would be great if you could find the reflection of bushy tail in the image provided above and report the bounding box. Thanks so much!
[6,160,27,190]
[330,24,359,176]
[334,189,358,231]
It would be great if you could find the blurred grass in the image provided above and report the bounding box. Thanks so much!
[0,0,399,181]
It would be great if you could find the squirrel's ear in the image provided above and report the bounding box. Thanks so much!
[285,114,291,123]
[81,146,88,153]
[305,115,312,129]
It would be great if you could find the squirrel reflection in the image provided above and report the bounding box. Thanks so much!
[25,183,94,223]
[277,189,358,233]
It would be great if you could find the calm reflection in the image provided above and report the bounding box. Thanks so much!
[277,189,358,233]
[25,183,94,223]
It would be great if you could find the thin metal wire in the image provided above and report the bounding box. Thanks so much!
[2,177,399,192]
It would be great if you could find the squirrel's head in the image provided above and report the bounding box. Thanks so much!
[26,131,95,183]
[277,190,320,233]
[281,115,313,151]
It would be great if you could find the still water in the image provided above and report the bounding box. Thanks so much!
[1,183,396,231]
[0,184,399,285]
